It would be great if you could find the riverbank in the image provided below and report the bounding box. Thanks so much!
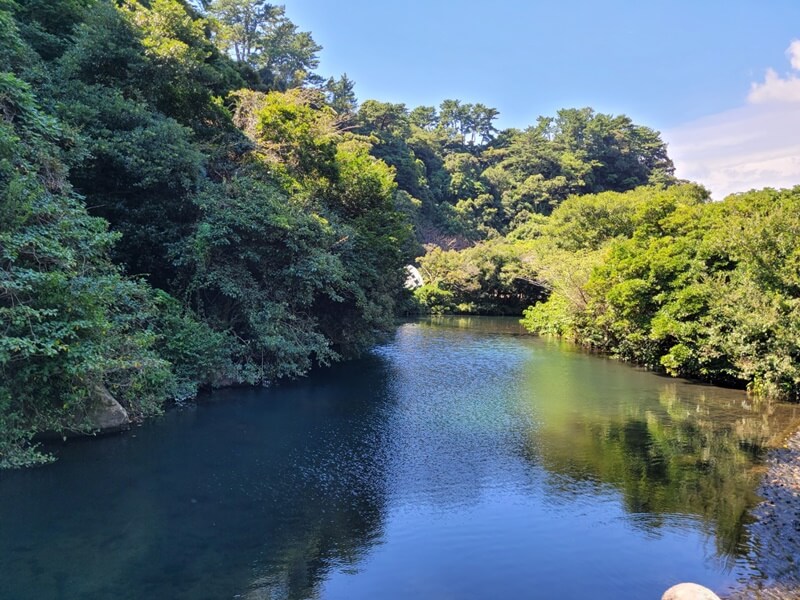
[727,429,800,599]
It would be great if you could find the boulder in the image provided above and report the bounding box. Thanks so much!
[84,385,130,434]
[662,583,721,600]
[37,385,131,441]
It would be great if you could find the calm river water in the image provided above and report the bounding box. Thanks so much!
[1,317,798,599]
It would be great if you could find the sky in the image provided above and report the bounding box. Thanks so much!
[282,0,800,198]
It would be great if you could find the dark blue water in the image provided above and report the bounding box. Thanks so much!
[1,317,796,599]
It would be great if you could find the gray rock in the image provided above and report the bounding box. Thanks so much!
[662,583,721,600]
[85,385,130,434]
[37,385,131,440]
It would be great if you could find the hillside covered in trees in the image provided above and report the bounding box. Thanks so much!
[1,0,414,466]
[1,0,796,468]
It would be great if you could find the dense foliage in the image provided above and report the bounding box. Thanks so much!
[413,239,545,315]
[353,101,675,241]
[0,69,162,466]
[520,185,800,399]
[416,182,800,399]
[0,0,409,466]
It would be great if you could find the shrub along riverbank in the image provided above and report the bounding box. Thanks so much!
[415,184,800,400]
[522,184,800,400]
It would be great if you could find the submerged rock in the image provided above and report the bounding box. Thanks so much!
[662,583,721,600]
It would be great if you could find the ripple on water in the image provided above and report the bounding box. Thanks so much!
[1,317,798,600]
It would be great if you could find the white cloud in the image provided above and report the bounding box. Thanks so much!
[788,40,800,70]
[748,40,800,103]
[748,68,800,103]
[666,41,800,198]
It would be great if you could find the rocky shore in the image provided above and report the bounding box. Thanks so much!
[726,430,800,599]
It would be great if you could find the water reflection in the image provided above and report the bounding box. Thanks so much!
[0,359,392,600]
[518,342,799,564]
[374,321,538,511]
[399,319,799,579]
[1,317,797,600]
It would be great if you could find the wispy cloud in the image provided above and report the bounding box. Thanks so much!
[666,40,800,198]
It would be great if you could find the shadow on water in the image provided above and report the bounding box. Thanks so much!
[1,316,798,599]
[0,357,394,600]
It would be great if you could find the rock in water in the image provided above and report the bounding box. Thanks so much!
[662,583,721,600]
[35,385,130,441]
[84,385,130,434]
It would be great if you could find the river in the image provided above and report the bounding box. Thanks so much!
[1,317,798,599]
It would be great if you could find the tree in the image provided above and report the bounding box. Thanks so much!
[231,90,412,352]
[0,70,177,466]
[436,100,499,147]
[12,0,94,59]
[208,0,277,63]
[325,73,358,116]
[410,105,438,130]
[438,98,470,141]
[414,239,544,315]
[208,0,321,89]
[519,184,800,399]
[471,103,499,145]
[177,175,346,380]
[257,12,321,90]
[357,100,410,137]
[483,108,675,222]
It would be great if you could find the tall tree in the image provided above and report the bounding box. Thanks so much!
[410,105,438,130]
[471,103,499,145]
[208,0,277,63]
[257,12,321,89]
[325,73,357,116]
[437,100,499,147]
[208,0,320,89]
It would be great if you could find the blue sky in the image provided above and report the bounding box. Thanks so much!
[284,0,800,196]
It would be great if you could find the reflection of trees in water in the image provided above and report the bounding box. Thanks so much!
[236,359,392,600]
[7,322,800,599]
[0,358,392,600]
[525,380,797,562]
[424,315,528,336]
[240,441,386,600]
[244,491,384,600]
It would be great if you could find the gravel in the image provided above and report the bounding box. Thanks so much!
[725,430,800,599]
